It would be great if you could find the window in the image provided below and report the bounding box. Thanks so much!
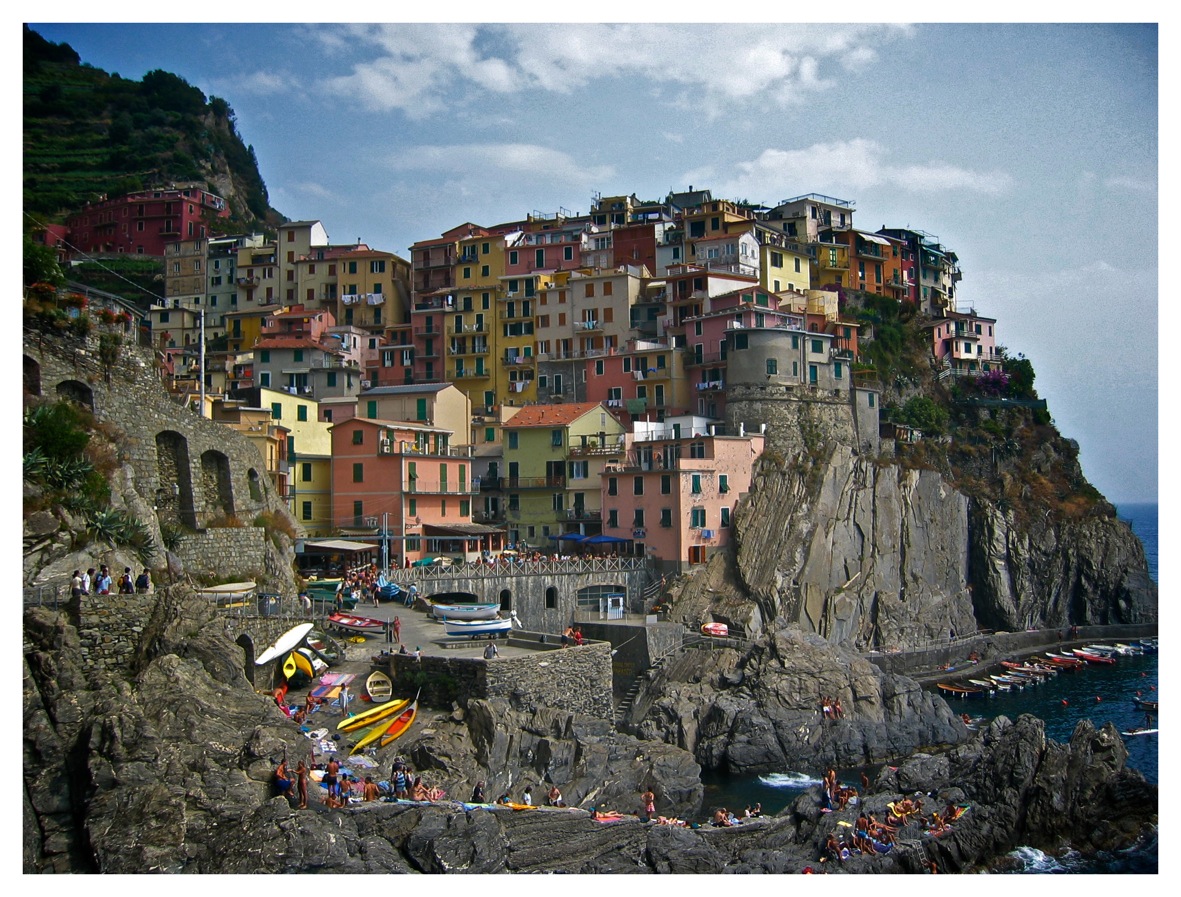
[766,358,778,376]
[460,499,470,516]
[564,246,573,261]
[440,464,448,491]
[596,359,605,375]
[301,462,313,482]
[633,476,644,496]
[260,372,271,387]
[607,509,618,528]
[353,462,364,483]
[608,477,618,496]
[485,427,495,442]
[690,507,706,528]
[569,460,588,479]
[352,428,364,445]
[353,500,363,521]
[301,501,312,521]
[811,338,824,354]
[508,432,519,450]
[551,429,563,447]
[632,508,645,527]
[260,349,270,362]
[868,393,876,408]
[366,400,377,419]
[660,508,673,527]
[326,372,337,388]
[834,362,843,379]
[719,474,730,493]
[297,405,308,422]
[271,402,282,420]
[721,507,731,528]
[770,251,783,267]
[733,333,748,350]
[661,474,671,494]
[691,474,702,494]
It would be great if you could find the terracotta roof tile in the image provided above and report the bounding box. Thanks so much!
[502,402,605,428]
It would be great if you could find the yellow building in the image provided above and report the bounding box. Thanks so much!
[259,387,334,535]
[502,402,626,546]
[448,231,506,410]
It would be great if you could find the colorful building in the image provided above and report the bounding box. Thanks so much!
[65,184,229,258]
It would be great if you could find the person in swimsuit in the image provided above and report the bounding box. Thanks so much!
[275,760,294,798]
[295,761,309,808]
[324,757,340,800]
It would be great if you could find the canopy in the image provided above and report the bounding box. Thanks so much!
[584,534,629,544]
[552,532,587,542]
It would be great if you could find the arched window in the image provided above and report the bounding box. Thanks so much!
[545,586,558,609]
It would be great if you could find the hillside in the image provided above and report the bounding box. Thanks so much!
[22,25,279,236]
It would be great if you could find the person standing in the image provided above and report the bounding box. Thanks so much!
[483,641,499,659]
[339,685,350,718]
[295,760,309,809]
[118,567,135,594]
[96,565,112,595]
[393,616,401,644]
[521,785,533,806]
[70,570,83,602]
[641,788,656,822]
[324,757,340,801]
[81,568,94,595]
[135,568,152,593]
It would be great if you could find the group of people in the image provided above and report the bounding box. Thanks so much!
[820,767,859,812]
[70,565,151,600]
[820,696,845,720]
[560,625,585,647]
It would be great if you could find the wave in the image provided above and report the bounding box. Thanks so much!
[757,771,822,789]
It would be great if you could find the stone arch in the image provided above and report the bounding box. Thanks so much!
[55,378,94,410]
[247,468,263,503]
[155,430,197,528]
[23,356,42,397]
[498,588,512,612]
[200,449,235,519]
[545,586,558,608]
[236,632,256,685]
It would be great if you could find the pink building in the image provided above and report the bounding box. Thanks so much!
[927,310,999,376]
[582,339,687,423]
[598,423,765,571]
[65,185,229,257]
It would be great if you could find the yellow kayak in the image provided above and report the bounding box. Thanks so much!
[291,649,314,677]
[336,694,412,733]
[350,706,407,754]
[282,652,298,679]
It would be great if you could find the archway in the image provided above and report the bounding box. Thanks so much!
[236,632,256,685]
[200,449,235,518]
[55,378,93,410]
[499,588,512,612]
[23,356,41,397]
[155,430,197,528]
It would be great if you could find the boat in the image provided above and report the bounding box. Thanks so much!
[1071,648,1116,665]
[936,682,986,699]
[443,616,514,638]
[1043,653,1085,668]
[296,647,328,676]
[195,580,257,602]
[256,622,315,665]
[366,670,393,703]
[291,649,314,677]
[969,679,998,692]
[990,675,1024,690]
[431,601,501,621]
[1120,727,1158,737]
[378,694,419,747]
[337,694,412,733]
[701,622,729,637]
[327,612,386,634]
[1134,639,1158,653]
[351,700,414,754]
[282,652,298,679]
[1132,697,1159,712]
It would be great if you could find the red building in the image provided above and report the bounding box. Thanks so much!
[65,184,230,257]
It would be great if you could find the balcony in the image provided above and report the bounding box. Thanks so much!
[683,350,726,367]
[473,509,506,524]
[448,322,487,335]
[479,476,503,491]
[449,367,488,379]
[412,324,442,336]
[506,475,566,489]
[450,342,489,356]
[567,440,624,457]
[561,507,602,522]
[575,320,602,332]
[501,355,534,367]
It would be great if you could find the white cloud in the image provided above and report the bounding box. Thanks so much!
[706,140,1012,203]
[218,70,292,96]
[390,143,614,188]
[1103,175,1156,193]
[307,23,912,118]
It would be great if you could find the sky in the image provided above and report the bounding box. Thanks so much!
[20,12,1163,507]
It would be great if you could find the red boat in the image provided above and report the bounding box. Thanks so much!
[1043,653,1084,667]
[326,612,386,634]
[701,622,729,637]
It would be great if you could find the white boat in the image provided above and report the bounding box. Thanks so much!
[443,615,516,638]
[255,622,314,665]
[195,580,256,601]
[431,602,501,621]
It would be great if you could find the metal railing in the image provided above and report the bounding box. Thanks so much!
[380,555,650,582]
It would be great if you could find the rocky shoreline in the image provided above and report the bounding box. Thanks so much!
[23,593,1157,874]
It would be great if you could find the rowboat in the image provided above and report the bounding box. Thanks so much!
[256,622,315,665]
[1132,697,1158,712]
[1043,653,1085,668]
[195,580,257,601]
[1071,648,1116,665]
[701,622,729,637]
[337,694,412,733]
[366,670,393,703]
[936,682,986,698]
[327,612,386,634]
[431,601,501,621]
[969,678,998,692]
[443,616,514,638]
[378,694,419,747]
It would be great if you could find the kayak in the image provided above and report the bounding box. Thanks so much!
[337,694,412,733]
[378,695,419,748]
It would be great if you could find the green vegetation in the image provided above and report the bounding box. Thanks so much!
[23,25,274,233]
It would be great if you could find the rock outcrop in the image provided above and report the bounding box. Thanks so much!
[635,628,965,773]
[23,595,1157,875]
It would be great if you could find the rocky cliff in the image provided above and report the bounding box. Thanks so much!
[23,593,1156,873]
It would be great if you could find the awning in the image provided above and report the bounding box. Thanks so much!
[551,532,587,542]
[584,534,630,544]
[423,523,505,536]
[857,232,891,245]
[300,539,379,553]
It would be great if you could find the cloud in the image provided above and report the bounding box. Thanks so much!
[308,23,912,118]
[706,140,1012,203]
[390,143,614,189]
[216,70,292,96]
[1103,174,1156,193]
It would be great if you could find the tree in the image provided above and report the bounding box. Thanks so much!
[23,234,64,288]
[897,396,949,436]
[1003,355,1036,397]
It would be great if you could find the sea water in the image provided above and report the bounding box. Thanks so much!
[700,503,1159,871]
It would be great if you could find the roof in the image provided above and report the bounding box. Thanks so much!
[300,539,379,553]
[423,523,504,536]
[502,402,606,429]
[360,383,452,396]
[254,337,340,353]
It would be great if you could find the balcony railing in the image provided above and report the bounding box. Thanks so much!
[506,476,566,489]
[501,355,534,367]
[479,476,503,491]
[449,368,488,379]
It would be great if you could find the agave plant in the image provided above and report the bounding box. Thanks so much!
[87,509,158,565]
[23,447,49,482]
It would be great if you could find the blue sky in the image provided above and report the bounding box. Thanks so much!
[22,16,1161,505]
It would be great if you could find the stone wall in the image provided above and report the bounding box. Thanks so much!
[390,642,614,720]
[173,528,271,581]
[69,591,158,671]
[577,620,684,699]
[725,382,858,458]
